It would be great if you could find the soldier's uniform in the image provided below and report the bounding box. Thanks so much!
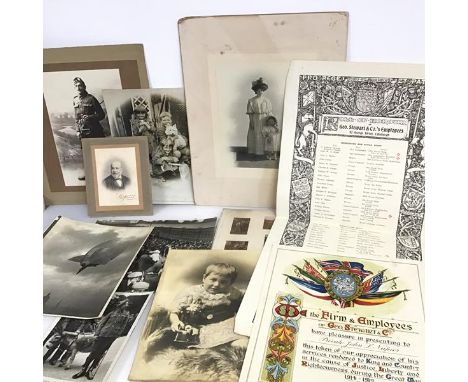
[73,91,106,138]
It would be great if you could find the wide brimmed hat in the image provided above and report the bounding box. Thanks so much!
[251,77,268,92]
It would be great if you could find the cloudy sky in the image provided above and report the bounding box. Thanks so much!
[43,217,152,318]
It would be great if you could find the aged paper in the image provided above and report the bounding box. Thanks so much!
[129,250,260,382]
[235,62,425,382]
[212,208,276,251]
[179,12,348,207]
[240,248,424,382]
[236,61,424,346]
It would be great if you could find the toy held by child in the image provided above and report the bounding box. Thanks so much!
[147,263,247,350]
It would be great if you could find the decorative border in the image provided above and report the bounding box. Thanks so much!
[261,294,305,382]
[280,75,425,261]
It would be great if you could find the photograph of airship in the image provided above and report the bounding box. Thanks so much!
[43,217,152,318]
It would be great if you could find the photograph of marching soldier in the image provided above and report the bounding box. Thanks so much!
[43,69,122,186]
[43,293,151,382]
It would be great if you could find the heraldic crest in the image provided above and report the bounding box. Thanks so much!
[285,259,408,308]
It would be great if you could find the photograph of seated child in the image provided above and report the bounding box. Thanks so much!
[146,263,248,352]
[262,115,280,160]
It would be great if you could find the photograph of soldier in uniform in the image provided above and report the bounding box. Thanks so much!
[43,69,122,186]
[43,293,151,382]
[102,88,194,204]
[129,250,260,382]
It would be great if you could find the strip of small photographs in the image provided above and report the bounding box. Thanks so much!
[43,292,152,382]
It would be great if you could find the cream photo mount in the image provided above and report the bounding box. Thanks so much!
[82,136,153,217]
[179,12,349,207]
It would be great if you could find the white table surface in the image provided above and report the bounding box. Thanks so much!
[43,1,424,379]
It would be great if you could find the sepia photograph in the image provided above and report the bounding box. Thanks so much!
[43,44,149,205]
[111,219,217,294]
[230,217,251,235]
[103,88,194,204]
[82,137,153,216]
[43,293,151,382]
[129,250,260,382]
[224,241,249,250]
[95,147,138,206]
[263,217,275,230]
[43,217,152,318]
[209,57,287,170]
[43,70,121,186]
[179,12,348,207]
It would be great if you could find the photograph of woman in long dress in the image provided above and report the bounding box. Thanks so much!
[228,77,281,169]
[247,77,272,157]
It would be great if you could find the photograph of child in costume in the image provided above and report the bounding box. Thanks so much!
[103,88,193,204]
[130,250,259,382]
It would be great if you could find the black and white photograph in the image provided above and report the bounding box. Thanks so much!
[82,137,153,216]
[103,88,193,204]
[230,217,250,235]
[43,293,151,382]
[209,56,289,170]
[43,70,122,186]
[112,219,217,294]
[94,147,139,207]
[129,250,260,382]
[43,217,152,318]
[102,160,131,191]
[263,217,275,230]
[224,240,249,250]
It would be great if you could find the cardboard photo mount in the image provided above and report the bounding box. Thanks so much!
[178,12,349,207]
[43,44,149,205]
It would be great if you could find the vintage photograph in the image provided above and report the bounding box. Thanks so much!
[43,217,152,318]
[43,293,151,382]
[82,137,153,216]
[210,58,287,170]
[129,250,260,382]
[43,44,149,205]
[180,13,348,207]
[230,217,250,235]
[263,218,275,230]
[95,147,138,206]
[224,74,282,169]
[224,241,249,250]
[43,70,121,186]
[213,209,276,251]
[111,219,217,294]
[103,88,193,204]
